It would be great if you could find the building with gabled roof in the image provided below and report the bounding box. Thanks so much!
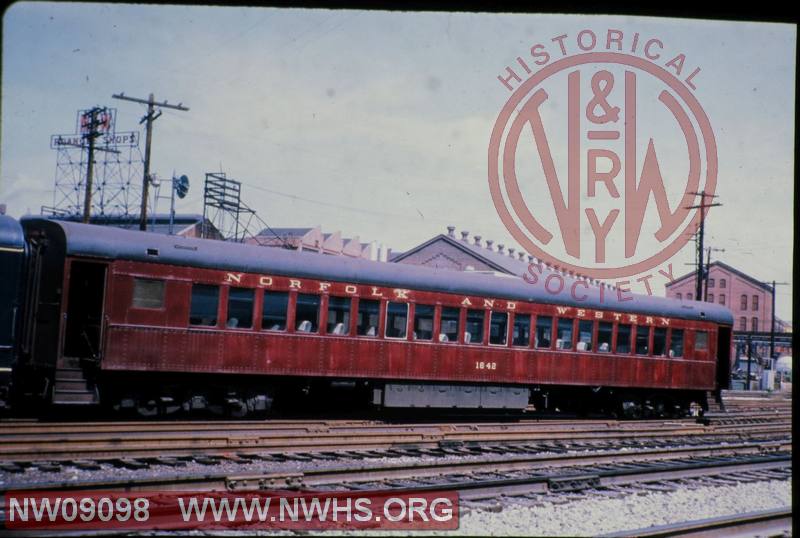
[666,261,792,388]
[390,226,535,275]
[389,225,620,303]
[664,260,786,334]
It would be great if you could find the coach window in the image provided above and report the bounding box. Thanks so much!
[653,327,667,356]
[439,307,460,343]
[357,299,380,336]
[262,291,289,331]
[227,288,254,329]
[189,284,219,326]
[576,320,593,351]
[513,313,531,347]
[635,326,650,355]
[327,296,351,335]
[413,304,434,340]
[385,302,409,339]
[695,330,709,351]
[616,324,632,354]
[669,329,684,357]
[597,321,613,352]
[465,309,484,344]
[132,278,165,309]
[489,311,508,346]
[535,316,552,348]
[556,318,573,350]
[295,294,320,333]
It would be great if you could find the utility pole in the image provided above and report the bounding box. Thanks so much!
[82,108,100,223]
[746,335,752,391]
[112,93,189,230]
[760,280,789,364]
[702,247,725,301]
[685,191,722,301]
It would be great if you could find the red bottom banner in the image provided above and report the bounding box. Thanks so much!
[4,489,459,531]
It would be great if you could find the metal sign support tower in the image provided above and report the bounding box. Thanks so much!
[202,172,256,241]
[47,107,143,220]
[201,171,289,247]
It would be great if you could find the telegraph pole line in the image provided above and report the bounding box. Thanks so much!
[760,280,789,362]
[80,107,115,223]
[685,191,722,301]
[703,247,725,301]
[683,246,724,301]
[746,335,753,391]
[82,109,98,223]
[112,92,189,230]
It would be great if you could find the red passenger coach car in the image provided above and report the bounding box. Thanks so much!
[9,218,734,417]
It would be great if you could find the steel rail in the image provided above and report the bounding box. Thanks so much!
[1,441,790,494]
[602,507,793,537]
[227,446,792,492]
[1,410,787,434]
[0,421,789,463]
[385,454,793,501]
[0,417,699,433]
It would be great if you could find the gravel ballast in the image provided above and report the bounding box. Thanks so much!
[453,479,792,536]
[288,478,790,537]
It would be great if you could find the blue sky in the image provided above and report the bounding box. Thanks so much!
[1,5,795,320]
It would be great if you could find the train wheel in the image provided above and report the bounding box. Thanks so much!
[620,399,642,419]
[136,398,159,418]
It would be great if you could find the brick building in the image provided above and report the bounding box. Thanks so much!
[664,261,785,333]
[668,262,791,390]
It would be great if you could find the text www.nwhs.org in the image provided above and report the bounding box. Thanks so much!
[5,491,459,530]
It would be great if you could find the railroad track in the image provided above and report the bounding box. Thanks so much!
[240,448,792,500]
[1,411,788,434]
[702,411,792,426]
[721,392,792,411]
[4,443,791,500]
[0,416,791,466]
[0,421,791,534]
[605,507,793,537]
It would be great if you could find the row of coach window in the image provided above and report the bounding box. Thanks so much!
[674,291,761,312]
[132,279,704,358]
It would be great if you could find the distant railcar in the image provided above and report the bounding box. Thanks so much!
[1,217,733,417]
[0,216,26,406]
